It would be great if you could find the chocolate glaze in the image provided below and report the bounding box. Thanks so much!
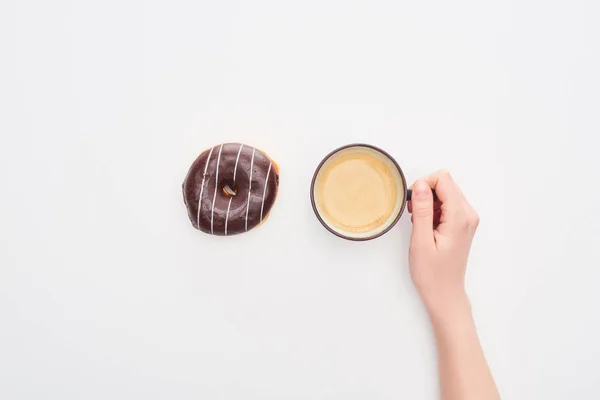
[182,143,279,235]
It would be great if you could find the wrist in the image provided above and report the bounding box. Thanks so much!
[422,289,472,326]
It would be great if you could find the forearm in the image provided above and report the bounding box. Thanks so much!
[408,173,498,399]
[428,294,501,400]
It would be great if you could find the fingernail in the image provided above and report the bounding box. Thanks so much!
[414,181,430,199]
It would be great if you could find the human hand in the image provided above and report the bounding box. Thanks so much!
[407,171,479,316]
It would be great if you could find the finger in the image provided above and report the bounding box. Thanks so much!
[407,193,438,214]
[410,180,435,248]
[419,170,463,205]
[419,170,467,231]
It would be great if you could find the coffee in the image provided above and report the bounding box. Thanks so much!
[313,146,405,238]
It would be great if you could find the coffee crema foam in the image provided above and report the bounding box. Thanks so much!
[314,149,401,234]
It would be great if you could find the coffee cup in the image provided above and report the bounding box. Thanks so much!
[310,144,426,241]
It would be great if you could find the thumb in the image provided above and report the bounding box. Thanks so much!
[410,180,435,248]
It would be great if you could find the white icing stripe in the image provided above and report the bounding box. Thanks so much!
[260,162,272,222]
[197,146,214,229]
[233,143,243,182]
[210,144,223,234]
[224,197,233,236]
[245,148,256,232]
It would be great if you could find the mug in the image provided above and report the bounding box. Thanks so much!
[310,143,434,241]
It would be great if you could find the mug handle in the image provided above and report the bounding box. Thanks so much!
[406,189,438,201]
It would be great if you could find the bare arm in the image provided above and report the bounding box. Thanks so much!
[429,293,499,400]
[408,171,501,400]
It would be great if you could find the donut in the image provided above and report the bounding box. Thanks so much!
[182,143,279,235]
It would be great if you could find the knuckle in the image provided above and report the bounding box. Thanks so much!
[466,212,480,229]
[413,205,433,217]
[461,218,471,229]
[437,169,452,180]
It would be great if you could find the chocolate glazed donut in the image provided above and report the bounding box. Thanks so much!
[182,143,279,235]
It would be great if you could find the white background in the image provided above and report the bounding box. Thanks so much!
[1,0,599,399]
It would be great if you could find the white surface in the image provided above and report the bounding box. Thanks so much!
[1,0,599,399]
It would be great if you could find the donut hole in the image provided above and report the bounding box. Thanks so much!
[220,179,238,197]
